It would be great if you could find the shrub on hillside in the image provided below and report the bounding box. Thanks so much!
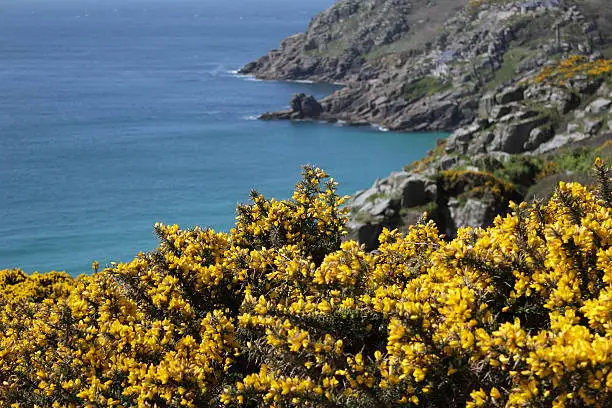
[534,56,612,86]
[0,163,610,407]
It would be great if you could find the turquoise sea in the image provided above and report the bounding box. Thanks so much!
[0,0,444,274]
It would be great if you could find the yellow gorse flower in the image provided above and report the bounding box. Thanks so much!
[533,55,612,86]
[1,163,611,407]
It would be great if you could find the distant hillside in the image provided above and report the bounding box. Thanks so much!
[241,0,467,83]
[242,0,612,132]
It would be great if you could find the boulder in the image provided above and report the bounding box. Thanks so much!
[495,85,525,105]
[534,132,589,154]
[467,131,495,155]
[524,85,578,114]
[349,185,379,210]
[345,220,385,252]
[398,175,431,208]
[523,126,553,151]
[596,81,611,97]
[567,122,580,133]
[478,92,496,118]
[445,123,482,153]
[437,155,461,171]
[348,171,435,235]
[586,98,612,115]
[449,198,494,230]
[569,76,604,95]
[290,93,323,119]
[524,84,547,101]
[490,115,549,153]
[260,93,324,121]
[584,118,603,135]
[498,110,538,123]
[425,183,438,202]
[490,103,517,120]
[387,171,413,190]
[370,198,395,217]
[550,87,580,114]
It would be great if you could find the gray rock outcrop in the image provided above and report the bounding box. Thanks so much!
[242,0,609,131]
[291,94,323,119]
[260,93,324,121]
[495,85,525,105]
[524,126,553,151]
[586,98,612,114]
[490,115,549,153]
[448,198,495,230]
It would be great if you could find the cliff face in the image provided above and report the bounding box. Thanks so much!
[345,57,612,248]
[242,0,611,132]
[241,0,466,83]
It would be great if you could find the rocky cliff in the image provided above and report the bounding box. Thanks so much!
[346,57,612,248]
[243,0,611,131]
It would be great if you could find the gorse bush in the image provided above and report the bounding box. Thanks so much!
[1,163,611,408]
[533,56,612,86]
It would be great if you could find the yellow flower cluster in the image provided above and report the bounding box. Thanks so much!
[534,55,612,86]
[1,163,611,407]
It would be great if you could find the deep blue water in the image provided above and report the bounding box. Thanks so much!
[0,0,445,274]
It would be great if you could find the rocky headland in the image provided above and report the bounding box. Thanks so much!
[242,0,612,247]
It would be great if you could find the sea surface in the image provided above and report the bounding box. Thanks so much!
[0,0,445,274]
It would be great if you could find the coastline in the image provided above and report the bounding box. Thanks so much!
[235,0,612,249]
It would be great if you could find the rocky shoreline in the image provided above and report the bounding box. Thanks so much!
[245,1,610,130]
[242,0,612,247]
